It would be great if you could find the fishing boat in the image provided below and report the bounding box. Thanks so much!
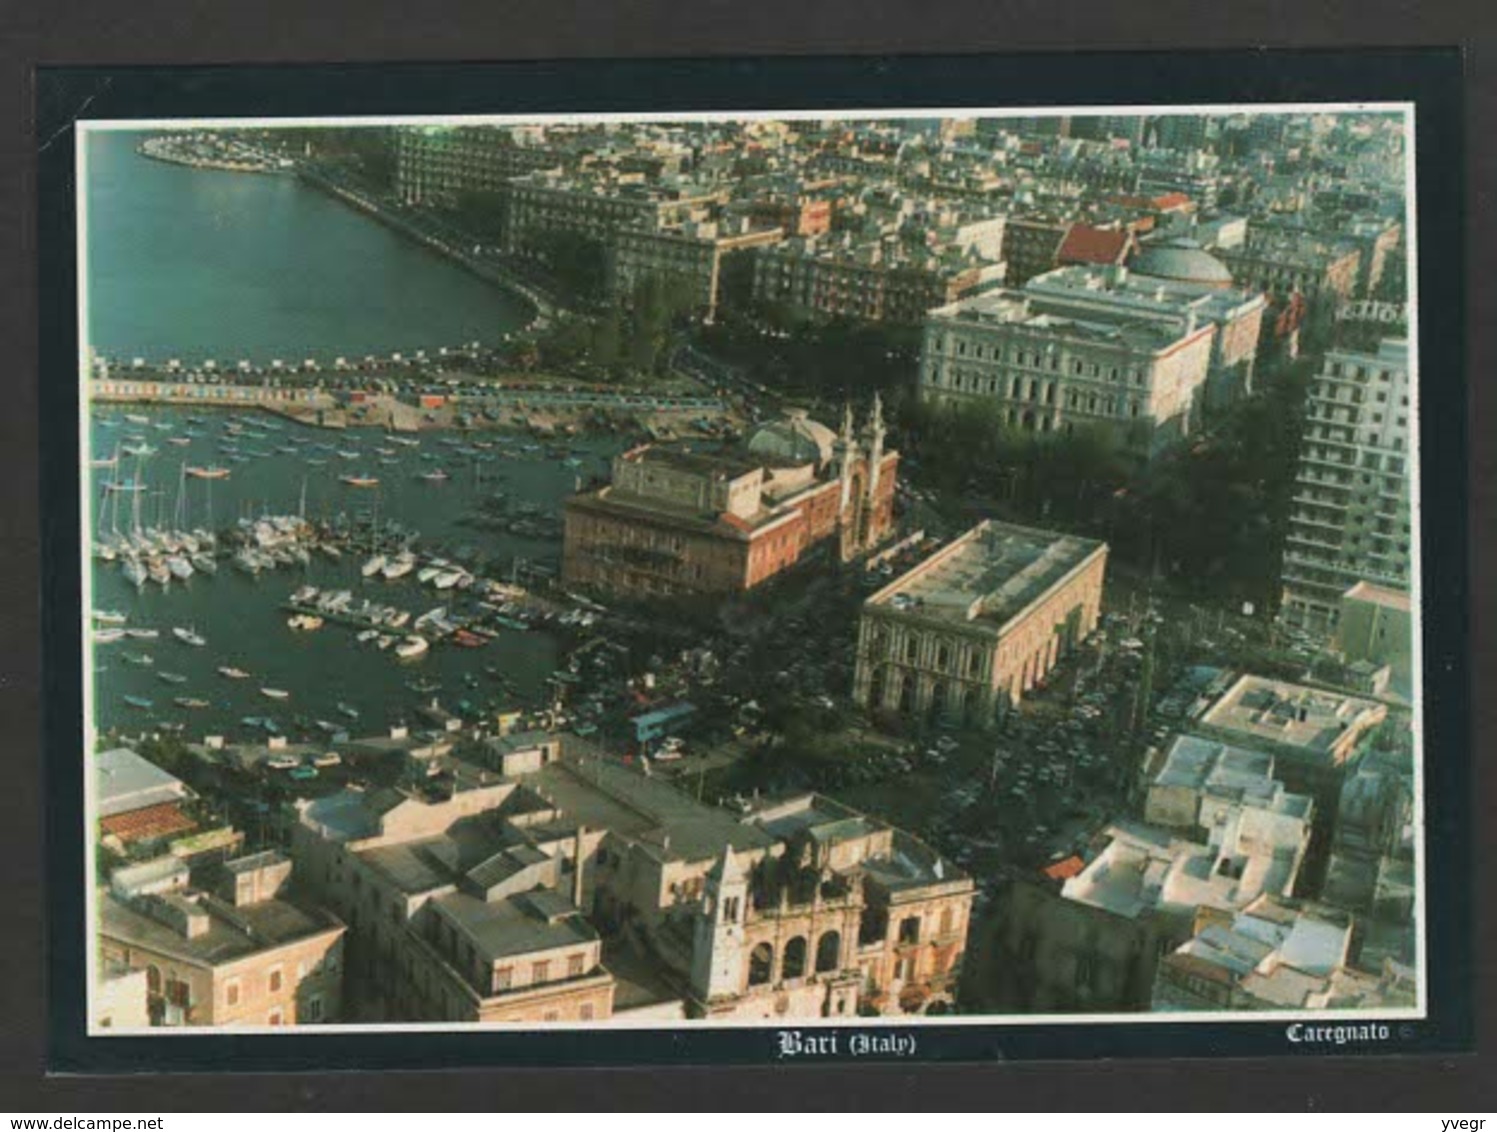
[340,473,379,488]
[419,469,450,483]
[93,610,127,626]
[384,609,411,629]
[356,628,381,643]
[452,629,486,649]
[122,695,154,709]
[360,553,387,578]
[315,720,340,735]
[172,626,207,647]
[174,697,209,709]
[336,702,359,719]
[126,627,159,640]
[376,635,396,651]
[120,443,157,458]
[94,628,127,644]
[123,414,149,426]
[122,652,153,667]
[395,635,430,660]
[261,687,291,700]
[184,466,231,480]
[218,665,251,679]
[233,548,263,576]
[167,437,192,447]
[319,543,343,561]
[157,671,188,685]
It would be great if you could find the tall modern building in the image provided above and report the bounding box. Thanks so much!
[1281,339,1412,634]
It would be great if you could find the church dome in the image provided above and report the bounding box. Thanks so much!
[1131,237,1235,289]
[747,410,837,467]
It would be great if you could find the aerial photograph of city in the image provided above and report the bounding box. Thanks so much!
[80,106,1421,1033]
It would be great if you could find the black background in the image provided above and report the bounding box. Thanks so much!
[3,4,1493,1112]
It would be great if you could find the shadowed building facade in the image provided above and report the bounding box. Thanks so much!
[854,520,1107,726]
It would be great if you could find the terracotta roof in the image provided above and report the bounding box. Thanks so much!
[1058,224,1134,266]
[1151,192,1193,211]
[1043,855,1086,881]
[99,801,197,844]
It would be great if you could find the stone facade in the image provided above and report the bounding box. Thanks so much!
[854,521,1107,726]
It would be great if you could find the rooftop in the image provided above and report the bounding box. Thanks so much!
[96,748,189,819]
[929,288,1206,353]
[1197,674,1386,761]
[867,520,1105,634]
[431,889,596,963]
[98,888,340,968]
[1341,581,1412,612]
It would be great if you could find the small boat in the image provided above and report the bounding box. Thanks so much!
[190,552,218,576]
[122,652,153,667]
[337,450,360,460]
[166,555,195,581]
[381,552,417,581]
[167,437,192,447]
[416,565,441,584]
[122,695,153,709]
[315,719,340,734]
[172,627,207,647]
[126,627,159,640]
[336,702,359,719]
[355,629,380,643]
[291,584,319,604]
[261,687,291,700]
[174,697,210,709]
[120,443,157,458]
[360,554,387,578]
[452,629,486,649]
[420,469,450,483]
[340,474,379,488]
[266,754,300,771]
[376,635,396,651]
[123,414,150,426]
[287,614,324,631]
[319,543,343,561]
[147,559,171,586]
[431,570,463,590]
[184,466,231,480]
[121,558,148,588]
[157,671,188,685]
[311,751,342,768]
[94,628,127,644]
[94,610,127,626]
[218,665,251,679]
[395,635,429,660]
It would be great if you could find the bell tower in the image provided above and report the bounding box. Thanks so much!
[690,844,749,1002]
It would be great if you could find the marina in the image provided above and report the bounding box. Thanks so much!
[89,402,620,742]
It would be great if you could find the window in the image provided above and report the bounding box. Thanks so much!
[495,966,513,991]
[268,967,283,994]
[568,954,585,978]
[225,979,241,1008]
[579,1003,595,1021]
[267,1007,284,1026]
[899,916,921,945]
[304,995,323,1023]
[532,961,551,984]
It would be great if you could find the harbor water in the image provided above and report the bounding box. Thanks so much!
[84,131,532,363]
[89,405,623,741]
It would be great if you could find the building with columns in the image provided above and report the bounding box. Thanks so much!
[563,400,898,599]
[918,285,1217,456]
[853,520,1108,727]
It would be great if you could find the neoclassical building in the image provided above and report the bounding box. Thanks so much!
[854,520,1108,725]
[563,400,898,598]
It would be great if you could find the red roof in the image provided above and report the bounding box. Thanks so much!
[1057,224,1133,266]
[1151,192,1192,211]
[1043,855,1086,881]
[99,802,197,844]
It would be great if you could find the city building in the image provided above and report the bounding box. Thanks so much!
[289,738,974,1022]
[918,286,1217,454]
[1217,228,1362,306]
[1024,262,1267,411]
[1000,216,1072,287]
[97,850,346,1027]
[1151,895,1416,1011]
[1335,581,1413,686]
[749,235,1005,325]
[563,401,898,599]
[1191,674,1388,813]
[607,222,783,320]
[96,746,198,857]
[1282,339,1412,634]
[853,520,1107,725]
[393,126,565,205]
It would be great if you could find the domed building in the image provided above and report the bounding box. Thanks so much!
[1130,237,1236,290]
[746,409,837,470]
